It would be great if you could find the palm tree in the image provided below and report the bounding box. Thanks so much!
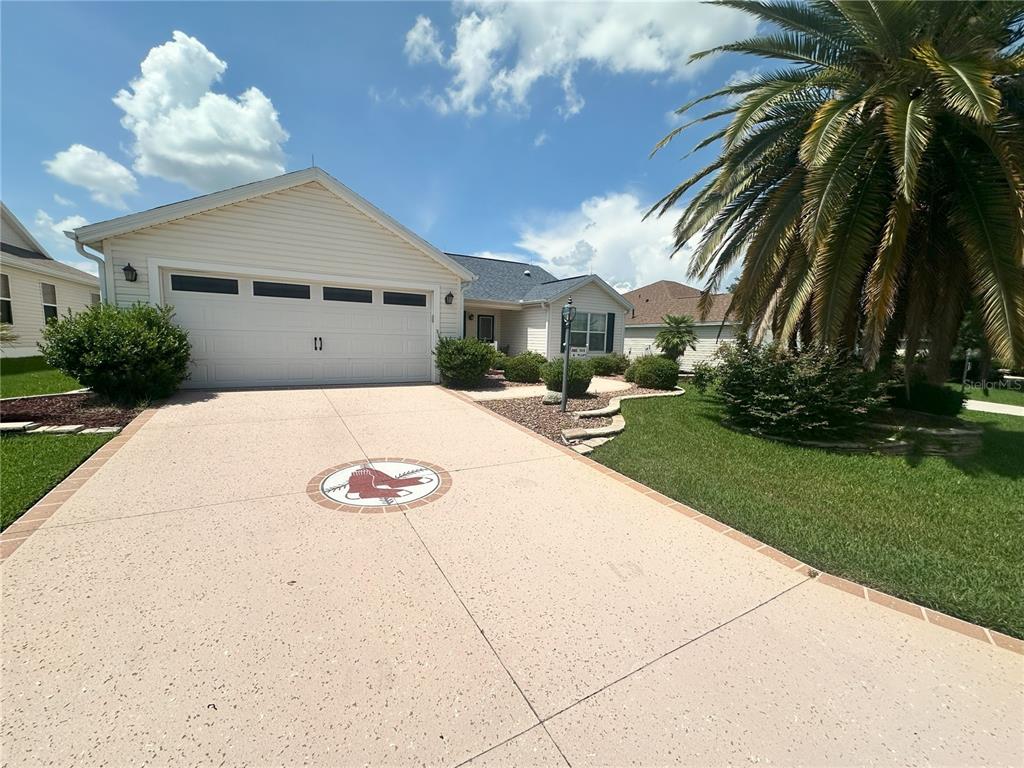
[650,0,1024,381]
[655,314,699,360]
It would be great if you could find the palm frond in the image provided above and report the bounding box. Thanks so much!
[883,91,934,201]
[914,42,1002,123]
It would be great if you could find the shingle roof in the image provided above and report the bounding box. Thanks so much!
[0,249,99,286]
[622,280,734,325]
[446,253,558,302]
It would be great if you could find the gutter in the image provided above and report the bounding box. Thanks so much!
[65,231,107,303]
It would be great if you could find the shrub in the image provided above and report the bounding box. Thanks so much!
[503,352,545,383]
[625,355,679,389]
[491,351,509,371]
[700,338,885,439]
[39,303,191,404]
[434,336,496,387]
[589,353,630,376]
[540,358,594,397]
[890,379,964,416]
[692,360,718,392]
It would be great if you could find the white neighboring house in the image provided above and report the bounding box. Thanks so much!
[1,203,100,358]
[621,280,739,371]
[67,168,631,389]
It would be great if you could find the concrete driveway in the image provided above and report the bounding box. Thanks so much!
[2,385,1021,766]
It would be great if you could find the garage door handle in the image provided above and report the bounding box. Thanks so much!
[318,336,323,351]
[313,336,319,351]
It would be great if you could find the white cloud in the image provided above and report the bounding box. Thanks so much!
[32,210,99,276]
[43,144,138,210]
[406,3,757,117]
[533,130,549,147]
[112,30,288,192]
[475,190,701,292]
[53,193,75,207]
[405,15,445,65]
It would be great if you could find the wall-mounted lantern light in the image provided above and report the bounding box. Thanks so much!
[444,291,454,305]
[468,313,475,321]
[122,263,138,282]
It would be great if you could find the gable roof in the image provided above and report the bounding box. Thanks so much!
[447,253,632,309]
[1,202,50,258]
[1,203,98,287]
[69,168,476,282]
[623,280,735,325]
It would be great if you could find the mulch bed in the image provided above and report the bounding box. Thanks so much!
[481,384,663,442]
[0,394,142,428]
[456,372,538,392]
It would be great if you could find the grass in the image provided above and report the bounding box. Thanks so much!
[592,390,1024,638]
[945,381,1024,408]
[1,433,112,530]
[1,356,81,398]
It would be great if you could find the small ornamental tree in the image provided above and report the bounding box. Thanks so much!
[654,315,698,361]
[39,303,191,404]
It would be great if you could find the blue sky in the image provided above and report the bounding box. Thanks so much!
[1,1,757,290]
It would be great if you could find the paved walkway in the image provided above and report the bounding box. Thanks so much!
[464,375,631,401]
[2,386,1020,766]
[965,398,1024,416]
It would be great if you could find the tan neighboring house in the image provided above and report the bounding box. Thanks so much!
[1,203,100,358]
[621,280,739,371]
[66,167,631,389]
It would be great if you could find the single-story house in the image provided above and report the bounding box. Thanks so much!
[621,280,739,370]
[1,203,100,358]
[447,253,631,361]
[68,168,631,389]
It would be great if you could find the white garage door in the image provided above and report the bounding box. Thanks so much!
[164,271,433,388]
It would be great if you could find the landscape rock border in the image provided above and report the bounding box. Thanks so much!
[563,387,684,450]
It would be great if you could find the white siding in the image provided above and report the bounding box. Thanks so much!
[105,181,463,337]
[624,323,737,370]
[544,282,625,359]
[0,262,97,357]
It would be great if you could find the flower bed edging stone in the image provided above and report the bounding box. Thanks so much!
[439,385,1022,654]
[562,387,684,445]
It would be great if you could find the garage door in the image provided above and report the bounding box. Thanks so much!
[164,271,433,388]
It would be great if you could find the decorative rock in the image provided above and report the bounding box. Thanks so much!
[582,437,610,448]
[0,422,39,433]
[570,444,593,455]
[563,414,626,441]
[576,387,685,419]
[26,424,85,434]
[79,426,122,434]
[542,391,562,405]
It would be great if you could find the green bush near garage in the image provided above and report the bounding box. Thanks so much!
[39,303,191,405]
[624,355,680,390]
[434,336,496,387]
[503,352,546,383]
[540,358,594,397]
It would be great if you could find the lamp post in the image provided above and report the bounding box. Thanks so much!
[560,297,576,413]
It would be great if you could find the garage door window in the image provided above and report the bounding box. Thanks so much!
[171,274,239,295]
[383,291,427,307]
[324,286,372,303]
[254,280,310,299]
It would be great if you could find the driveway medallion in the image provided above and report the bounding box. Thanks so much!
[307,458,450,512]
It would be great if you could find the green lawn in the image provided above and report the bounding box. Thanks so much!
[946,381,1024,408]
[0,356,81,398]
[593,390,1024,638]
[1,433,112,530]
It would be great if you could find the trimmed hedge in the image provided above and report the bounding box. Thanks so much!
[624,355,679,389]
[589,353,630,376]
[540,358,593,397]
[435,336,496,387]
[503,351,545,383]
[39,303,191,404]
[491,351,510,371]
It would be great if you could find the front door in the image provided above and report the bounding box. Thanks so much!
[477,314,495,343]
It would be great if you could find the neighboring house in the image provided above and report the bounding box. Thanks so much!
[621,280,738,370]
[1,203,100,358]
[67,168,631,389]
[447,253,631,361]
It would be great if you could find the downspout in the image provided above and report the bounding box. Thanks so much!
[65,231,108,303]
